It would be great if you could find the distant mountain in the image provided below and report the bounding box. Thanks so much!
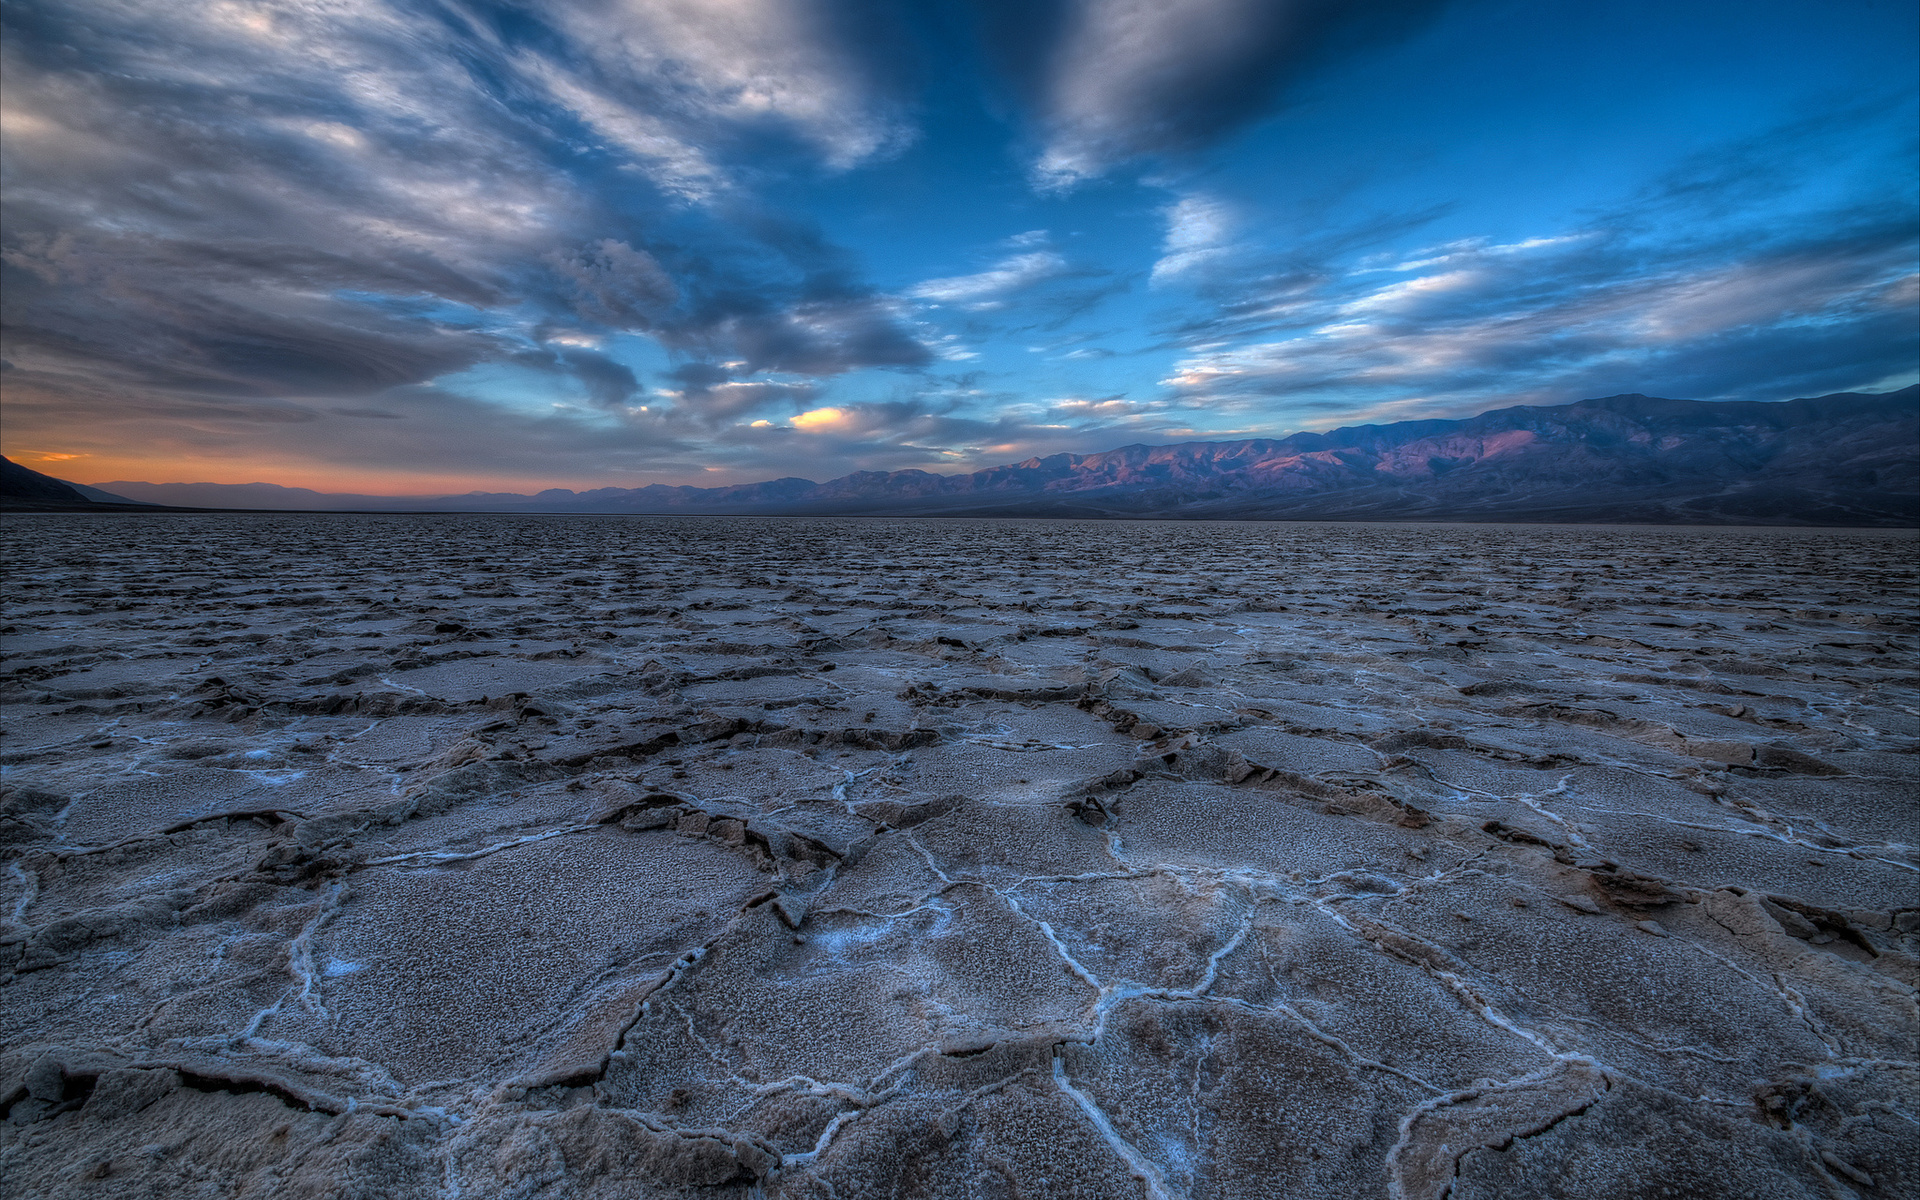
[64,482,155,505]
[81,386,1919,526]
[67,480,420,511]
[77,477,825,513]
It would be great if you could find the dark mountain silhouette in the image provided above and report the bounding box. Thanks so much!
[2,455,99,507]
[1,456,160,510]
[78,386,1919,525]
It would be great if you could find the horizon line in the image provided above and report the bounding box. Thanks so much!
[31,382,1920,499]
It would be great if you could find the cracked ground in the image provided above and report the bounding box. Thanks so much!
[0,514,1915,1200]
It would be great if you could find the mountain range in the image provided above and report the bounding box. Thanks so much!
[10,386,1917,525]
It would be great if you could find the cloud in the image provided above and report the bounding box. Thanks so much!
[685,382,1227,481]
[902,237,1121,333]
[6,1,1908,492]
[790,406,853,430]
[534,0,916,180]
[699,297,933,374]
[555,348,644,409]
[1622,97,1916,226]
[550,241,680,329]
[1046,396,1158,418]
[661,362,820,424]
[0,0,934,471]
[1151,193,1238,283]
[0,368,706,487]
[1160,211,1919,420]
[0,351,1188,490]
[908,251,1075,307]
[971,0,1451,185]
[698,381,820,420]
[505,344,643,410]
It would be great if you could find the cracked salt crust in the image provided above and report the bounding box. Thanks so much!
[0,514,1914,1198]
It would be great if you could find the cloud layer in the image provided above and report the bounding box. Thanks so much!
[1157,207,1916,428]
[0,0,937,467]
[1,0,1912,490]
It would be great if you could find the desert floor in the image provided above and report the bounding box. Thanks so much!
[1,514,1915,1199]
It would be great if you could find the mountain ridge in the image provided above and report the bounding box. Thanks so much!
[52,385,1920,526]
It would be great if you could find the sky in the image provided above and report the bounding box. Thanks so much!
[2,0,1915,495]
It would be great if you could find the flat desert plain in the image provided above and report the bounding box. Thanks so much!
[1,514,1915,1200]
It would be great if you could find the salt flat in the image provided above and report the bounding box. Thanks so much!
[0,514,1915,1199]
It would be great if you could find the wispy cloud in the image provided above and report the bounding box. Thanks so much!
[1151,193,1238,283]
[1160,211,1919,422]
[908,251,1076,308]
[526,0,915,197]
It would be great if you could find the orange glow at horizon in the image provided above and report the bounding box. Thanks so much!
[2,446,748,496]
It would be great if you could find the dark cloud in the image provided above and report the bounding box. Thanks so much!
[554,348,643,409]
[690,381,822,423]
[550,241,680,330]
[6,263,440,420]
[658,362,820,425]
[665,362,737,392]
[730,301,933,375]
[510,345,643,409]
[967,0,1453,182]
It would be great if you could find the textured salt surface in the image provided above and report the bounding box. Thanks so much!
[0,514,1915,1199]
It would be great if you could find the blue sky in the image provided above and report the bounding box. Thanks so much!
[2,0,1914,492]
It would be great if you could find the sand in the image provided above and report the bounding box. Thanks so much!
[1,513,1915,1198]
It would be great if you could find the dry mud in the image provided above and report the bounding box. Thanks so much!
[0,514,1915,1200]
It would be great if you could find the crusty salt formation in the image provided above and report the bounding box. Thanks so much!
[2,514,1914,1199]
